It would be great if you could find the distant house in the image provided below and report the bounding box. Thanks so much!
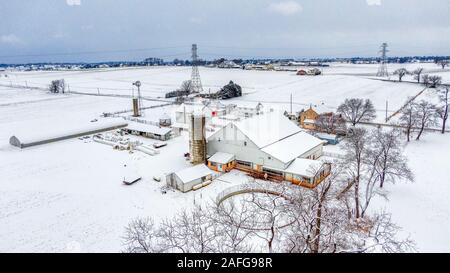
[299,106,320,130]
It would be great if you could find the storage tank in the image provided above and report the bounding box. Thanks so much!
[189,113,206,165]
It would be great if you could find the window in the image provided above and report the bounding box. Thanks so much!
[262,168,283,177]
[236,160,251,167]
[244,141,247,146]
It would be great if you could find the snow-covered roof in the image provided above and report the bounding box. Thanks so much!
[175,164,213,183]
[10,119,128,147]
[305,104,334,114]
[315,133,338,140]
[172,122,189,129]
[233,112,301,148]
[160,113,171,120]
[126,122,172,135]
[262,132,324,163]
[284,158,325,178]
[208,152,235,164]
[175,103,202,114]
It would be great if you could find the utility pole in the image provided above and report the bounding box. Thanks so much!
[290,93,293,114]
[132,81,143,117]
[377,43,389,77]
[385,100,389,122]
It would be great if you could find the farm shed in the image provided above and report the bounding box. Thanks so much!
[123,122,172,141]
[9,120,128,149]
[315,133,340,145]
[166,164,214,193]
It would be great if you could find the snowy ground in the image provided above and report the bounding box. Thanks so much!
[1,63,450,252]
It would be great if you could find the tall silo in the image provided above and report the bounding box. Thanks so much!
[189,113,206,165]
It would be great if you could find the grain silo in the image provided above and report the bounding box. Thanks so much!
[189,113,206,165]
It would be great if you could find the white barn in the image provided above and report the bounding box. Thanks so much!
[206,112,330,187]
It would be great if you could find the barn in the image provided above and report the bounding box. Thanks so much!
[206,111,330,188]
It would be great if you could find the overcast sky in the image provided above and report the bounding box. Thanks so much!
[1,0,449,63]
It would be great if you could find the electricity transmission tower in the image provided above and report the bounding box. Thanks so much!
[376,42,389,77]
[190,44,203,93]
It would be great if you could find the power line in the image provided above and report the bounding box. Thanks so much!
[0,46,190,59]
[201,43,381,51]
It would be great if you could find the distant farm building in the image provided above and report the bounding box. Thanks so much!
[10,120,128,149]
[297,69,307,75]
[206,112,330,188]
[297,68,322,76]
[123,122,172,141]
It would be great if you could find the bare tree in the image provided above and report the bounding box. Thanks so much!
[282,166,415,253]
[393,68,409,82]
[347,212,415,253]
[414,100,438,140]
[240,184,294,253]
[179,80,193,95]
[437,60,449,70]
[123,218,161,253]
[399,100,419,142]
[437,86,449,134]
[422,74,430,87]
[342,128,370,219]
[412,68,424,83]
[337,98,377,126]
[315,113,347,135]
[123,203,254,253]
[369,129,413,188]
[428,75,442,88]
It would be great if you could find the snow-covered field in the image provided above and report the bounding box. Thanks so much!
[0,63,449,252]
